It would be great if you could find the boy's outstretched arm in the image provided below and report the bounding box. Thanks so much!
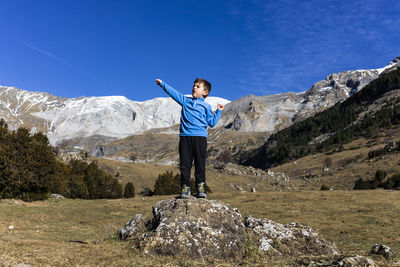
[206,105,222,127]
[155,78,186,106]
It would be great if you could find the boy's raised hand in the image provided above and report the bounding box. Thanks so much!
[155,79,162,85]
[217,103,224,111]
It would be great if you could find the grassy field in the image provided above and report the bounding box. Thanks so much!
[1,190,399,266]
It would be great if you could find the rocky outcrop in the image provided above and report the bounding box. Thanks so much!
[306,255,376,266]
[371,243,395,260]
[118,214,147,240]
[139,197,246,260]
[118,197,341,263]
[244,216,340,257]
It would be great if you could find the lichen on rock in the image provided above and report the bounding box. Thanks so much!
[118,197,344,263]
[139,196,246,260]
[244,216,340,257]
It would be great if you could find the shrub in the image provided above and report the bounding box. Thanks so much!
[153,171,212,196]
[0,118,123,201]
[124,182,135,198]
[320,184,331,191]
[383,174,400,189]
[217,151,234,163]
[354,170,400,190]
[153,171,181,195]
[141,187,153,196]
[353,178,374,190]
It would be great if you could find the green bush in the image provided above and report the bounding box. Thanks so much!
[153,171,212,196]
[153,171,181,195]
[0,119,123,201]
[124,182,135,198]
[320,184,331,191]
[354,170,400,190]
[141,187,153,196]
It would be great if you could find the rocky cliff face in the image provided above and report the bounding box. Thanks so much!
[218,57,400,133]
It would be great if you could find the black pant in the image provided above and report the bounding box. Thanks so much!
[179,136,207,187]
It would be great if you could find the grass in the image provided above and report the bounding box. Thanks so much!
[1,190,399,266]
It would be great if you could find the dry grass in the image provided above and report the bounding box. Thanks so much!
[272,134,400,191]
[1,190,399,266]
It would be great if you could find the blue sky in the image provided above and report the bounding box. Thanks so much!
[1,0,400,101]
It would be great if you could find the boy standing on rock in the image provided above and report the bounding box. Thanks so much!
[155,78,224,198]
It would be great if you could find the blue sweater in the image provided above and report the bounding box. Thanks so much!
[160,81,222,137]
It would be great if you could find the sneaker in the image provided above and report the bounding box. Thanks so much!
[180,185,191,199]
[197,182,207,198]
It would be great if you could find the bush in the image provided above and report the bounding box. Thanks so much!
[354,170,400,190]
[153,171,181,195]
[124,182,135,198]
[353,178,373,190]
[0,119,123,201]
[320,184,331,191]
[141,187,153,196]
[383,174,400,189]
[153,171,212,196]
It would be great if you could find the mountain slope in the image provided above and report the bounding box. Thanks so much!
[0,87,229,145]
[218,57,400,133]
[241,66,400,169]
[0,57,399,149]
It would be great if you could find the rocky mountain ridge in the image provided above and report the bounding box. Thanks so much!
[0,86,229,145]
[218,56,400,133]
[1,57,399,147]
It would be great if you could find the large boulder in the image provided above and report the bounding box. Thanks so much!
[244,216,340,257]
[139,196,246,260]
[119,197,343,263]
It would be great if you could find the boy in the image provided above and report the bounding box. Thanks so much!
[155,78,224,198]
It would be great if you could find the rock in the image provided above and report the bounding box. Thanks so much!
[251,187,256,192]
[371,243,395,260]
[50,193,65,199]
[306,255,376,266]
[118,214,146,240]
[244,216,340,257]
[139,197,246,260]
[119,197,343,263]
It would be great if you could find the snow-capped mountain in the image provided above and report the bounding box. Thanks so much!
[217,57,400,133]
[0,87,230,145]
[1,57,399,146]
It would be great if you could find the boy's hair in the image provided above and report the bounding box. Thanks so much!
[194,78,211,98]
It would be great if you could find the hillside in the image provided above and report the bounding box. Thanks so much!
[241,67,400,170]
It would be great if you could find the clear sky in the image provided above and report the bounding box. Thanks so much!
[1,0,400,101]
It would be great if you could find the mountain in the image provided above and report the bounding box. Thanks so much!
[1,57,399,150]
[217,57,400,133]
[241,65,400,170]
[0,87,230,145]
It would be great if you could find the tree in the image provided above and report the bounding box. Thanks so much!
[124,182,135,198]
[130,153,137,163]
[153,171,180,195]
[323,157,333,168]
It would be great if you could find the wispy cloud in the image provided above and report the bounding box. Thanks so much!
[18,39,100,83]
[21,41,67,64]
[226,0,400,95]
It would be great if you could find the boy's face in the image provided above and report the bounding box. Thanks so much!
[192,82,208,98]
